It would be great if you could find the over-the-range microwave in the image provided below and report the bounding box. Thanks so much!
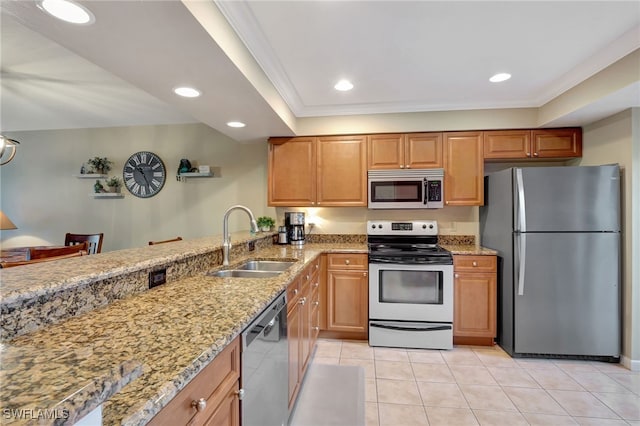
[368,169,444,209]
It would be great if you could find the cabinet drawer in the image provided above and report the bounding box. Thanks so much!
[148,337,240,426]
[453,255,496,272]
[327,253,368,270]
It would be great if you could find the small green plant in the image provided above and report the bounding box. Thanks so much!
[87,156,113,174]
[257,216,275,230]
[105,176,122,188]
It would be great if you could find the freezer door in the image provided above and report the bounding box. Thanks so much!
[514,165,620,232]
[513,232,620,357]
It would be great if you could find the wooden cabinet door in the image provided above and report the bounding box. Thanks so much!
[326,270,368,333]
[405,133,443,168]
[443,132,484,206]
[367,134,404,169]
[453,272,496,338]
[202,382,240,426]
[268,137,316,206]
[483,130,531,160]
[287,301,301,409]
[316,135,367,206]
[532,128,582,158]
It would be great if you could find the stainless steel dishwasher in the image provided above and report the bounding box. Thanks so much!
[241,292,288,426]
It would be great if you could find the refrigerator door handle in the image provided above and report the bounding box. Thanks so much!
[515,169,526,232]
[516,233,526,296]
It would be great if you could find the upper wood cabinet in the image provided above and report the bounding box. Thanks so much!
[317,135,367,206]
[368,133,443,169]
[484,128,582,160]
[268,136,367,207]
[443,132,484,206]
[268,137,316,206]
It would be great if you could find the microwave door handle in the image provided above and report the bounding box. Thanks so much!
[423,179,429,206]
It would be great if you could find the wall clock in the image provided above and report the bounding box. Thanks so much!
[123,151,166,198]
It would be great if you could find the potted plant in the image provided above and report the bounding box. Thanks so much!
[87,156,113,175]
[256,216,275,232]
[105,176,122,193]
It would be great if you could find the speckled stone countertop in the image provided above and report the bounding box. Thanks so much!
[441,244,498,255]
[0,241,366,426]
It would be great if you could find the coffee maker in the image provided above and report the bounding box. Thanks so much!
[284,212,305,246]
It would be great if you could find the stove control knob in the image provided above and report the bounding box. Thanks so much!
[371,224,376,229]
[422,224,427,229]
[378,224,382,229]
[429,224,434,229]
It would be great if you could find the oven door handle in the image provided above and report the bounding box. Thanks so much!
[370,322,452,332]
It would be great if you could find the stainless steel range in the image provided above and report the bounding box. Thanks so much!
[368,220,454,350]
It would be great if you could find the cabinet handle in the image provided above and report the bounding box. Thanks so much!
[345,259,350,265]
[306,274,310,280]
[526,152,531,157]
[235,389,245,400]
[400,165,404,169]
[406,165,411,169]
[315,264,319,270]
[313,326,320,331]
[314,282,319,288]
[299,297,306,305]
[446,201,450,205]
[363,272,367,277]
[472,261,478,267]
[293,288,298,295]
[313,301,319,306]
[191,398,207,412]
[455,273,459,278]
[533,152,539,157]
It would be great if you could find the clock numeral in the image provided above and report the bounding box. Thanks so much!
[140,186,147,197]
[151,179,161,188]
[140,153,147,164]
[133,156,141,166]
[124,172,134,179]
[153,171,163,178]
[125,178,136,187]
[152,163,161,170]
[132,182,141,194]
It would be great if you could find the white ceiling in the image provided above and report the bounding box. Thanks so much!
[1,1,639,143]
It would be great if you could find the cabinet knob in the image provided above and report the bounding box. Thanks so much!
[299,297,306,305]
[306,274,310,280]
[533,152,539,157]
[313,301,319,306]
[313,326,320,331]
[472,261,478,267]
[314,282,319,288]
[293,288,298,295]
[526,152,531,157]
[400,165,404,169]
[345,259,350,265]
[455,273,459,278]
[235,389,245,400]
[192,398,207,412]
[446,201,450,205]
[406,165,411,169]
[363,272,368,277]
[315,264,319,270]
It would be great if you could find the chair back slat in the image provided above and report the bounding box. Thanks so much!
[29,242,88,260]
[65,233,104,254]
[148,237,183,245]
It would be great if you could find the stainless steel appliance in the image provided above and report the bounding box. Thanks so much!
[368,169,444,209]
[480,165,621,361]
[277,226,289,244]
[285,212,305,246]
[241,292,288,426]
[368,220,454,350]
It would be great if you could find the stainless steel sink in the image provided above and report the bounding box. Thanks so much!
[237,260,296,272]
[207,270,282,278]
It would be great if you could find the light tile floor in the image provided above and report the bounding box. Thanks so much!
[312,339,640,426]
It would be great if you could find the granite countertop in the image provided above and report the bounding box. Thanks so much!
[0,241,367,426]
[441,244,498,255]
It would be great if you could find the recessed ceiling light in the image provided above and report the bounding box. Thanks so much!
[173,87,201,98]
[38,0,95,24]
[227,121,246,128]
[489,73,512,83]
[334,80,354,91]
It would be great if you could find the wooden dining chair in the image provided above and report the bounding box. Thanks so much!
[1,251,87,268]
[29,242,88,260]
[65,233,104,254]
[148,237,183,245]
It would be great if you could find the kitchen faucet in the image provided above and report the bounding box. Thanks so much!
[222,205,259,266]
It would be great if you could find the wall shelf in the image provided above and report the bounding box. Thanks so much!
[74,174,107,179]
[176,168,220,182]
[90,193,124,199]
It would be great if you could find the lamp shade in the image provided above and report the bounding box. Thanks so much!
[0,211,17,230]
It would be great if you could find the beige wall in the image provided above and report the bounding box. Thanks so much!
[579,108,639,367]
[0,123,276,251]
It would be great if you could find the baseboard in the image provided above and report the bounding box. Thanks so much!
[620,355,640,371]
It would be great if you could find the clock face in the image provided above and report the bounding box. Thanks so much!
[123,151,166,198]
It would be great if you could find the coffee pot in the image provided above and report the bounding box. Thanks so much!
[284,212,305,246]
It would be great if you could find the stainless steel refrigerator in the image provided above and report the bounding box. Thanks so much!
[480,165,620,361]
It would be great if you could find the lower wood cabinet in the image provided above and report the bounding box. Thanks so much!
[287,256,321,410]
[453,255,497,346]
[148,337,240,426]
[325,253,369,336]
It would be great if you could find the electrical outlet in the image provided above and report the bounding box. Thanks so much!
[149,268,167,289]
[248,241,256,251]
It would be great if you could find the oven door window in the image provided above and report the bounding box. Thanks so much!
[378,270,443,305]
[371,181,423,203]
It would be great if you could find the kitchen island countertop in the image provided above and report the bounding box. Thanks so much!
[1,242,366,426]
